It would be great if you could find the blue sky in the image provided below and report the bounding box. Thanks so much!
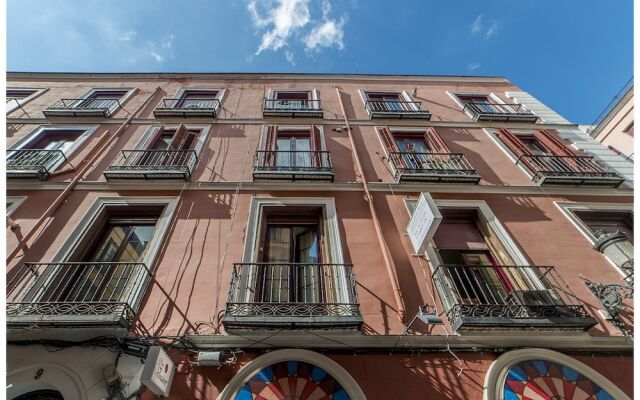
[7,0,633,123]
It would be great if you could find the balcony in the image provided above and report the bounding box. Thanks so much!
[223,263,362,330]
[6,149,67,180]
[388,152,480,184]
[6,262,150,334]
[516,155,624,187]
[103,150,198,181]
[153,98,220,118]
[463,102,538,123]
[263,99,323,118]
[253,150,334,181]
[433,264,597,331]
[43,98,121,117]
[365,100,431,120]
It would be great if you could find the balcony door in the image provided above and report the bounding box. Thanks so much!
[379,128,451,171]
[264,126,322,169]
[138,125,198,167]
[77,90,127,109]
[458,94,501,113]
[8,129,83,169]
[366,92,404,111]
[273,91,311,110]
[176,90,219,109]
[258,215,324,303]
[46,212,159,304]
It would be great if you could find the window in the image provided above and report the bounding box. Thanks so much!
[77,88,131,110]
[264,89,319,113]
[175,89,220,108]
[138,124,209,155]
[6,87,47,114]
[362,90,416,112]
[573,210,633,243]
[262,125,324,168]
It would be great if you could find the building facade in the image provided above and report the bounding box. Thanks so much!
[5,72,634,400]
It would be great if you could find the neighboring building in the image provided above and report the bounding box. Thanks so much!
[586,79,634,162]
[5,72,633,400]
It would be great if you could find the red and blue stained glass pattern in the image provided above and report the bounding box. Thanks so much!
[503,360,614,400]
[234,361,351,400]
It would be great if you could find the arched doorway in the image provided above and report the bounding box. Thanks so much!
[13,390,64,400]
[484,349,631,400]
[219,349,366,400]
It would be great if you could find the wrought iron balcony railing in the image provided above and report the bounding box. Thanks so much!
[6,149,67,180]
[516,155,624,187]
[263,99,323,118]
[462,102,538,123]
[153,98,221,118]
[104,149,198,181]
[6,262,150,329]
[388,152,480,184]
[43,98,121,117]
[432,264,597,331]
[253,150,334,181]
[223,262,362,330]
[365,100,431,119]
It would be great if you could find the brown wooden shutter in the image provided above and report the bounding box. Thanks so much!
[310,125,322,151]
[264,125,278,151]
[425,127,450,153]
[169,124,188,149]
[378,127,398,151]
[146,125,166,149]
[533,130,578,156]
[494,129,532,157]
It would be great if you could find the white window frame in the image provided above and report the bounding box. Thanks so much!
[266,88,320,110]
[173,87,226,111]
[49,196,179,312]
[74,87,137,115]
[241,197,349,304]
[8,125,99,172]
[6,87,48,114]
[135,124,212,157]
[258,124,327,151]
[482,128,541,181]
[555,201,633,277]
[357,89,420,116]
[446,91,520,120]
[7,196,27,216]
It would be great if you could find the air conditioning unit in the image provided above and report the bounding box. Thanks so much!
[507,290,555,305]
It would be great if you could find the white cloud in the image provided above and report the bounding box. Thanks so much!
[467,63,481,72]
[117,30,137,41]
[147,48,164,63]
[485,22,499,39]
[248,0,311,55]
[285,50,295,65]
[304,18,344,52]
[470,14,483,35]
[161,34,174,50]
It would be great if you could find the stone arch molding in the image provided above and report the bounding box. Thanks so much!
[217,348,367,400]
[7,362,88,400]
[483,348,630,400]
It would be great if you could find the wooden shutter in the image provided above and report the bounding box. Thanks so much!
[425,128,449,153]
[169,124,188,149]
[146,125,166,149]
[310,125,322,151]
[533,130,578,156]
[378,127,398,151]
[494,129,532,157]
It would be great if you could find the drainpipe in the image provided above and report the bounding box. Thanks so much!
[335,87,406,323]
[7,87,162,264]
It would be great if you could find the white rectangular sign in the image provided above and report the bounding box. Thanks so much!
[141,346,175,397]
[407,192,442,254]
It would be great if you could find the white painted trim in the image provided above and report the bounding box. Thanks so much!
[6,196,27,216]
[8,125,99,171]
[358,89,420,117]
[6,87,48,114]
[77,87,137,115]
[7,361,88,400]
[217,349,367,400]
[136,124,212,156]
[242,197,344,264]
[483,348,631,400]
[482,128,536,181]
[555,201,633,279]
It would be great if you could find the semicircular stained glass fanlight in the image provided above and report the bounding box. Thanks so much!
[503,359,615,400]
[234,360,351,400]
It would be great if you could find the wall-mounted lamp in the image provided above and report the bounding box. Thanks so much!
[403,304,443,334]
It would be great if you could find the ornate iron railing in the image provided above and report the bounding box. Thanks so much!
[433,264,595,330]
[365,100,430,119]
[6,262,150,327]
[253,150,334,181]
[6,149,67,180]
[582,274,633,336]
[516,155,624,186]
[104,149,198,180]
[154,98,221,118]
[224,263,361,328]
[43,98,121,117]
[388,151,480,183]
[263,99,323,117]
[463,102,538,123]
